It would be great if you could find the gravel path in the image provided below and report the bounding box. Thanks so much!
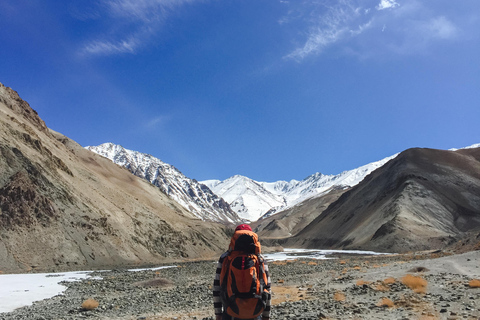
[1,251,480,320]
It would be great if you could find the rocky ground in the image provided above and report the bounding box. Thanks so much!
[1,250,480,320]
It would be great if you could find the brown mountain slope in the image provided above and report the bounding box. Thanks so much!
[285,147,480,253]
[0,82,229,273]
[252,187,348,239]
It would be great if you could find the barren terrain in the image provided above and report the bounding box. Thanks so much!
[1,249,479,320]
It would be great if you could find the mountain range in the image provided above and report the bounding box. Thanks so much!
[87,141,480,254]
[202,154,398,221]
[2,80,480,273]
[281,146,480,253]
[87,143,399,222]
[86,143,240,224]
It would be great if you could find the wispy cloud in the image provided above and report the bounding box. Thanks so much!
[83,37,140,55]
[283,0,474,61]
[383,14,460,55]
[285,0,369,61]
[106,0,194,21]
[80,0,199,56]
[145,115,171,129]
[424,16,458,40]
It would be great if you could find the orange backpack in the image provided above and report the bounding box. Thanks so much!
[220,230,269,319]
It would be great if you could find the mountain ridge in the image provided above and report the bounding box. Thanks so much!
[88,141,399,223]
[0,81,230,273]
[282,146,480,253]
[86,143,241,224]
[202,153,399,221]
[88,141,480,224]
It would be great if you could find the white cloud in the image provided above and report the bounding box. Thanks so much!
[377,0,400,11]
[83,38,140,55]
[350,20,373,36]
[284,0,370,61]
[287,27,347,60]
[425,16,458,39]
[146,115,170,129]
[106,0,193,21]
[282,0,474,60]
[81,0,199,56]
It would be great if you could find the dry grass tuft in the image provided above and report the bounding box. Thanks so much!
[339,260,347,265]
[333,291,346,302]
[383,277,396,284]
[374,283,390,292]
[81,298,99,310]
[469,279,480,288]
[401,274,428,294]
[308,261,317,265]
[355,279,371,286]
[377,297,394,308]
[271,285,306,304]
[273,261,287,265]
[277,279,285,284]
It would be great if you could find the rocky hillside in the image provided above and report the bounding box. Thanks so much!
[252,186,348,239]
[284,147,480,253]
[0,82,229,273]
[86,143,240,224]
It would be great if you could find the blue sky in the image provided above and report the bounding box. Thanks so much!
[1,0,479,182]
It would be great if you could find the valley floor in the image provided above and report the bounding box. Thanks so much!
[1,250,480,320]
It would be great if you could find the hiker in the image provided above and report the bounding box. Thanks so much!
[213,224,271,320]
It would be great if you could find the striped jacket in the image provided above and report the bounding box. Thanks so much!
[213,251,271,319]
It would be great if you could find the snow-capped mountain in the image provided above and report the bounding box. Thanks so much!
[87,142,479,224]
[450,143,480,151]
[202,153,399,222]
[202,176,287,222]
[86,143,241,224]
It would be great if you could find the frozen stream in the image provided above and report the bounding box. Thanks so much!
[0,266,175,313]
[263,248,390,261]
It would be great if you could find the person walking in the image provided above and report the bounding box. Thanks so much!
[213,224,271,320]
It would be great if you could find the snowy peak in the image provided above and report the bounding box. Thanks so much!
[202,175,286,222]
[202,153,399,222]
[86,143,241,224]
[87,143,479,224]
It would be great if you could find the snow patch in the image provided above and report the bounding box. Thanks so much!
[0,271,97,313]
[263,248,391,261]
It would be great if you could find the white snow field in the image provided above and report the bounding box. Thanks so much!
[0,266,175,313]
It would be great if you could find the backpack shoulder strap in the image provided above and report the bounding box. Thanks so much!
[256,254,268,289]
[219,252,231,287]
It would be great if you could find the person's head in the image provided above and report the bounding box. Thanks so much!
[235,224,252,232]
[229,224,261,254]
